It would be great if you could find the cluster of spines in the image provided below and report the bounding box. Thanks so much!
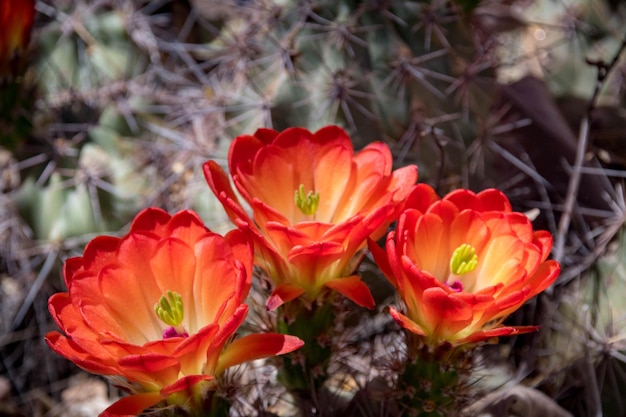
[2,0,626,416]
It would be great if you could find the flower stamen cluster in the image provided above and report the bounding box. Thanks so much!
[448,243,478,279]
[295,184,320,216]
[155,290,187,338]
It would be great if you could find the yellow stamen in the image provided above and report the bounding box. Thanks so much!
[294,184,320,216]
[449,243,478,276]
[154,290,184,327]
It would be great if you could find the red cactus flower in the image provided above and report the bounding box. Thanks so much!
[0,0,35,78]
[369,184,560,346]
[204,126,418,310]
[45,208,303,417]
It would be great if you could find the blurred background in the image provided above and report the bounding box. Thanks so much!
[1,0,626,415]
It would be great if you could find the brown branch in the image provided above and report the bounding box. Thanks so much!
[553,34,626,264]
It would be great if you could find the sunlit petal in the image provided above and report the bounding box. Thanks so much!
[216,334,305,375]
[100,392,164,417]
[324,275,375,309]
[267,284,307,311]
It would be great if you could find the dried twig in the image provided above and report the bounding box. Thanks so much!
[553,35,626,264]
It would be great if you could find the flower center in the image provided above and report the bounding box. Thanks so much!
[449,243,478,276]
[447,280,463,292]
[154,290,188,338]
[294,184,320,216]
[446,243,478,291]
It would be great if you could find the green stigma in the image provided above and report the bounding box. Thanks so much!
[154,290,184,327]
[449,243,478,275]
[294,184,320,216]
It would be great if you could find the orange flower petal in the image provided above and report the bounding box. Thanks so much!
[408,213,447,277]
[458,325,539,344]
[421,287,473,339]
[80,236,122,274]
[387,165,420,203]
[160,374,214,397]
[117,354,181,387]
[48,293,133,364]
[254,127,280,143]
[332,142,389,219]
[533,230,554,260]
[384,231,403,288]
[224,229,254,283]
[203,160,253,225]
[247,148,303,219]
[525,260,561,298]
[192,234,245,327]
[400,255,447,296]
[173,306,245,376]
[203,305,249,375]
[128,207,172,233]
[164,210,212,244]
[45,331,118,376]
[475,188,512,212]
[263,222,312,257]
[426,199,460,225]
[311,128,354,222]
[442,189,481,211]
[449,210,490,255]
[216,333,304,375]
[368,237,395,287]
[267,284,306,311]
[288,241,345,276]
[47,293,86,340]
[228,133,264,176]
[344,205,396,250]
[172,323,219,368]
[150,238,197,310]
[100,392,164,417]
[389,307,426,336]
[93,263,161,343]
[324,275,375,309]
[405,184,440,213]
